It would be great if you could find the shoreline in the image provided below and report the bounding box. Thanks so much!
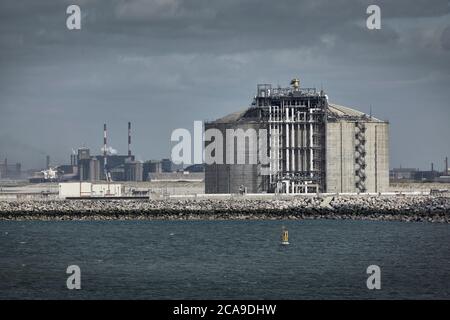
[1,196,449,223]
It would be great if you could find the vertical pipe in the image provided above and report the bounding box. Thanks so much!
[375,126,378,193]
[340,122,343,193]
[276,107,278,176]
[286,110,290,174]
[289,107,295,174]
[278,106,281,177]
[268,107,272,185]
[291,122,295,172]
[277,123,280,176]
[269,106,273,184]
[295,115,300,171]
[309,108,314,178]
[272,124,278,182]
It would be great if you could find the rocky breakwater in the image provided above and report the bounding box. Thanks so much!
[0,195,449,222]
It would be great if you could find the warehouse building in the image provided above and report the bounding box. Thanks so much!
[59,182,123,198]
[205,79,389,194]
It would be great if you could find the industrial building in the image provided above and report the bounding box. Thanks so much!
[66,122,143,182]
[0,158,22,179]
[143,160,163,181]
[205,79,390,194]
[390,157,450,182]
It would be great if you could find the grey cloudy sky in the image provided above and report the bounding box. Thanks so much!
[0,0,449,170]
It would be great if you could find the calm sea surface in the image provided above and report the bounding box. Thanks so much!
[0,219,449,299]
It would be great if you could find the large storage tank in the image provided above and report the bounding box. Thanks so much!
[205,109,268,193]
[205,82,390,194]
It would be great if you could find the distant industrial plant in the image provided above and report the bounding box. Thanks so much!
[25,122,202,184]
[1,79,449,191]
[390,158,450,183]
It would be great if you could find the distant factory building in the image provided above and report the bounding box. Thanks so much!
[74,122,143,182]
[390,157,450,182]
[0,158,22,179]
[124,160,144,182]
[390,168,419,181]
[205,79,390,194]
[161,158,173,172]
[143,160,163,181]
[77,148,98,181]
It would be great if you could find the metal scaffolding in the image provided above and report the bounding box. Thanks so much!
[253,81,328,194]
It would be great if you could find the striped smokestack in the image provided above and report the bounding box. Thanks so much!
[128,122,131,156]
[103,123,108,170]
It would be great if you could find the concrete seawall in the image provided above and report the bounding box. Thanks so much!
[0,195,449,223]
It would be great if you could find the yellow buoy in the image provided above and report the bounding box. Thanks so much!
[281,227,289,245]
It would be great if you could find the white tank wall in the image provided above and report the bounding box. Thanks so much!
[205,122,266,193]
[326,122,356,193]
[326,121,389,193]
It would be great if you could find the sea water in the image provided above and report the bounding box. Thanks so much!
[0,219,449,299]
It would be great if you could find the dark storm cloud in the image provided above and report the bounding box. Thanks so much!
[0,0,449,169]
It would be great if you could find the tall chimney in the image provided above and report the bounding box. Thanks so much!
[103,123,108,173]
[128,122,132,157]
[431,162,434,172]
[446,157,448,175]
[46,155,50,169]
